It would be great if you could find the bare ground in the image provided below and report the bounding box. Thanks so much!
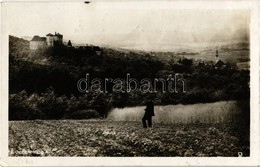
[9,120,249,157]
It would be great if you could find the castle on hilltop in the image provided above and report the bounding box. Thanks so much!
[30,32,63,50]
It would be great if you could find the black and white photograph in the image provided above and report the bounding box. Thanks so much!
[0,0,259,166]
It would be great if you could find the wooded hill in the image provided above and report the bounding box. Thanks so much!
[9,35,249,120]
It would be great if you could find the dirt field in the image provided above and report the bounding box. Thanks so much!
[9,120,249,157]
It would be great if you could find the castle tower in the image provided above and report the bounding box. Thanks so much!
[46,32,63,46]
[46,33,54,46]
[53,32,63,45]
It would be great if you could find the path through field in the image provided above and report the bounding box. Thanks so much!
[9,120,249,157]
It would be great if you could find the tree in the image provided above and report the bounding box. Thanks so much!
[67,40,72,47]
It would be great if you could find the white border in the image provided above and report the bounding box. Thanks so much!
[0,0,259,166]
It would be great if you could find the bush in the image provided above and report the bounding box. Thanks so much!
[37,87,67,119]
[9,90,45,120]
[9,88,107,120]
[9,88,68,120]
[68,109,100,119]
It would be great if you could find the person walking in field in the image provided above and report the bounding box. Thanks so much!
[142,101,155,128]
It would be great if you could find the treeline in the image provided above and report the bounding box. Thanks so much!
[9,88,110,120]
[9,36,250,120]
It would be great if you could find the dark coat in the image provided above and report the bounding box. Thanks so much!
[144,101,155,117]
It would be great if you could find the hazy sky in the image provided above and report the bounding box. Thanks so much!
[3,1,250,50]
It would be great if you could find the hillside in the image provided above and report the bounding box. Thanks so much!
[154,41,249,65]
[10,35,249,66]
[9,35,30,58]
[9,35,250,120]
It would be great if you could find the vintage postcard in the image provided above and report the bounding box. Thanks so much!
[0,0,259,166]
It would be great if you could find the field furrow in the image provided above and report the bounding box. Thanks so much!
[9,120,249,157]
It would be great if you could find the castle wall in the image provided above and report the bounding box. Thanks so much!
[46,36,54,46]
[53,36,63,44]
[30,41,47,50]
[30,32,63,50]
